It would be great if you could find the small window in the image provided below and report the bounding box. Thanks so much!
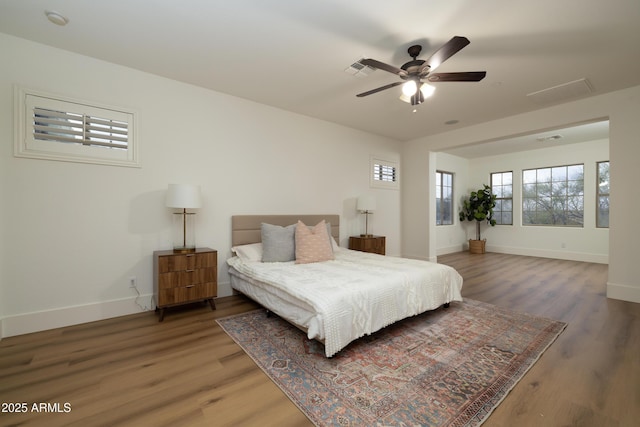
[597,161,610,228]
[14,86,139,167]
[491,171,513,225]
[370,157,399,189]
[436,170,453,225]
[522,164,584,226]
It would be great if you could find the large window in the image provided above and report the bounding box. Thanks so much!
[14,86,139,167]
[436,171,453,225]
[491,171,513,225]
[597,161,610,228]
[522,164,584,226]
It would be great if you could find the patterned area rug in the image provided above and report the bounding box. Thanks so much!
[217,299,566,426]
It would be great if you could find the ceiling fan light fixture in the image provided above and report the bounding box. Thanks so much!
[401,80,417,96]
[399,83,435,104]
[420,83,436,98]
[411,91,425,106]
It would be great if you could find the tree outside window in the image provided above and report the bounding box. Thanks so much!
[522,164,584,226]
[597,161,610,228]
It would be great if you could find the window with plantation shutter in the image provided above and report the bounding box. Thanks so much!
[370,156,399,189]
[14,86,139,167]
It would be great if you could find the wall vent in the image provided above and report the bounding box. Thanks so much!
[344,59,375,77]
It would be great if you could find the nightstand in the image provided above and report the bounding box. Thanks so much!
[153,248,217,321]
[349,236,386,255]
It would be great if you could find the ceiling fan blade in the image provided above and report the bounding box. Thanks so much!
[360,58,408,77]
[356,81,403,97]
[427,71,486,82]
[424,36,471,71]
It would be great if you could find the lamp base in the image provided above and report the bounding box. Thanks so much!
[360,234,373,238]
[171,212,197,254]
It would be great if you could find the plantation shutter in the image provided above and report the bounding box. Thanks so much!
[374,163,397,183]
[33,107,129,150]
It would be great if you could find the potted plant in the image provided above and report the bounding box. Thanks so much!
[459,184,497,253]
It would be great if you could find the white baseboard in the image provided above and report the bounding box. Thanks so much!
[437,244,465,256]
[481,245,608,264]
[2,280,235,339]
[1,293,154,338]
[607,282,640,303]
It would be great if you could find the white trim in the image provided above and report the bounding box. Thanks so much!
[1,280,234,337]
[1,294,153,338]
[607,282,640,303]
[13,85,140,168]
[480,244,608,264]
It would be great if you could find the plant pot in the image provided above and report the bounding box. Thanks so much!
[469,239,486,254]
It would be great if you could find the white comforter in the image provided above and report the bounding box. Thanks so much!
[227,248,463,357]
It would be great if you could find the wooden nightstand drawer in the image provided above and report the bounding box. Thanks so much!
[158,283,217,306]
[153,248,218,321]
[158,267,216,290]
[158,252,215,273]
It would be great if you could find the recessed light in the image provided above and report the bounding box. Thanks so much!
[45,10,68,26]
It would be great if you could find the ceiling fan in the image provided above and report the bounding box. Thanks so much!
[356,36,486,105]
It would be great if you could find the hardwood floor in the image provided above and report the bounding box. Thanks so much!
[0,252,638,426]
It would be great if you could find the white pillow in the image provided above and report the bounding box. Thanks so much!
[231,243,263,263]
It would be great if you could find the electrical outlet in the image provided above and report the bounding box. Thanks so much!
[129,276,137,288]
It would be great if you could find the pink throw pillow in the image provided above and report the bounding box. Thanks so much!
[295,220,335,264]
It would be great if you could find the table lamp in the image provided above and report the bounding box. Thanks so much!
[166,184,202,253]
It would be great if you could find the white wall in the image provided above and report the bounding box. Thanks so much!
[464,139,609,263]
[0,34,402,337]
[403,85,640,303]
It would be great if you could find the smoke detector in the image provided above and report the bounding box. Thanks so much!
[45,10,69,26]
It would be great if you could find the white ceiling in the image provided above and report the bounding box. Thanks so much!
[1,1,639,147]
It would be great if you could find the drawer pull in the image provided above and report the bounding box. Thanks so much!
[185,269,195,273]
[186,285,195,288]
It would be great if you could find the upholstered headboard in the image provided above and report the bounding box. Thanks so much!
[231,214,340,247]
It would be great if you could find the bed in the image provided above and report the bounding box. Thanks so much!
[227,214,463,357]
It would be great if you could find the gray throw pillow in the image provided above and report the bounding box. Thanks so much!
[261,223,296,262]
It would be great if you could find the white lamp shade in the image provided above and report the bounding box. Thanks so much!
[357,194,376,212]
[165,184,202,209]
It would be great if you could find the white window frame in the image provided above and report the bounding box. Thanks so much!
[370,156,399,189]
[14,85,139,168]
[490,171,513,225]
